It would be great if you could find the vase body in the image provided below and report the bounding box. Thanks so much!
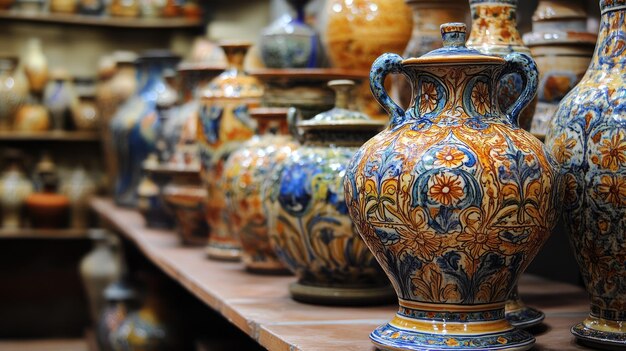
[80,231,121,323]
[0,57,28,130]
[61,167,97,229]
[78,0,105,14]
[110,51,180,208]
[345,24,559,350]
[466,0,537,132]
[72,78,99,131]
[138,155,175,229]
[396,0,468,109]
[109,0,140,17]
[25,192,70,229]
[197,43,263,261]
[524,0,596,138]
[163,169,208,246]
[545,1,626,347]
[43,73,78,131]
[50,0,78,13]
[0,163,33,229]
[22,38,48,94]
[13,103,50,131]
[265,80,392,304]
[260,0,321,68]
[224,108,297,274]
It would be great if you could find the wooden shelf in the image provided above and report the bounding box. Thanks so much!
[0,228,89,239]
[90,197,593,351]
[0,10,203,29]
[0,338,88,351]
[0,130,100,142]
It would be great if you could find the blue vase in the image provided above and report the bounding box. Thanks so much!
[110,51,180,207]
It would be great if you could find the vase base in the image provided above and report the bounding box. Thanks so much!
[371,323,534,351]
[289,282,396,306]
[572,323,626,350]
[205,245,242,262]
[245,265,292,276]
[506,306,545,329]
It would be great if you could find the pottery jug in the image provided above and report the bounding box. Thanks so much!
[97,278,139,351]
[524,1,596,139]
[80,230,121,323]
[260,0,322,68]
[545,0,626,348]
[0,56,28,130]
[0,151,33,229]
[22,38,48,95]
[110,51,180,208]
[224,107,297,274]
[466,0,537,132]
[345,23,560,350]
[197,42,263,261]
[265,80,392,305]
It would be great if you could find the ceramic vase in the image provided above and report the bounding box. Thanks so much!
[78,0,105,15]
[545,1,626,348]
[109,0,140,17]
[138,155,175,229]
[25,163,70,229]
[466,0,537,132]
[0,56,28,130]
[43,70,78,131]
[260,0,322,68]
[13,102,50,131]
[0,152,33,229]
[110,51,180,208]
[97,279,139,351]
[265,80,392,305]
[61,167,97,229]
[22,38,48,95]
[395,0,468,108]
[80,230,121,323]
[162,168,208,246]
[224,107,297,274]
[345,23,560,350]
[197,42,263,261]
[524,0,596,139]
[71,77,100,131]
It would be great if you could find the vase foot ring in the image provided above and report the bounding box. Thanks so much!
[371,323,535,351]
[289,282,396,306]
[572,323,626,350]
[205,246,242,262]
[506,306,545,329]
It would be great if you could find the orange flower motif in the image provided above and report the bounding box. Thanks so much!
[597,175,626,206]
[419,82,439,115]
[551,134,576,164]
[471,81,490,115]
[434,146,466,168]
[428,173,464,206]
[457,210,501,258]
[598,131,626,171]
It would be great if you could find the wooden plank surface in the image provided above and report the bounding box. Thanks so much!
[0,339,88,351]
[90,197,593,351]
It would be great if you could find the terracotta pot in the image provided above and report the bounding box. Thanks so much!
[25,193,70,229]
[345,24,559,350]
[545,1,626,348]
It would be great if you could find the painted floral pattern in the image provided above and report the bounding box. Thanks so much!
[545,2,626,327]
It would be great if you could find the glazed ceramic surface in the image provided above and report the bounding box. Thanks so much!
[396,0,468,108]
[467,0,537,132]
[260,0,322,68]
[110,51,180,208]
[224,108,297,274]
[97,280,139,351]
[109,0,140,17]
[13,103,50,131]
[43,72,78,130]
[162,168,208,246]
[22,38,48,94]
[0,57,28,130]
[139,156,176,229]
[345,24,559,350]
[197,42,263,261]
[545,1,626,347]
[265,80,392,305]
[0,161,33,229]
[61,167,97,229]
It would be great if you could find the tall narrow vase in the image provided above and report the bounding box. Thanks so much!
[466,0,536,131]
[546,0,626,348]
[197,42,263,261]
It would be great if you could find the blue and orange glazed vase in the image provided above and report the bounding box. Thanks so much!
[345,23,560,350]
[546,0,626,348]
[265,80,393,305]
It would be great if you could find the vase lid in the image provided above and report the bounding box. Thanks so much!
[298,80,385,131]
[404,23,504,66]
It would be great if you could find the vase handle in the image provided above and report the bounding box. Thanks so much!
[500,52,538,128]
[370,53,406,127]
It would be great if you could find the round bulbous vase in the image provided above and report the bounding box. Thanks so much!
[265,80,393,305]
[0,56,28,130]
[466,0,537,132]
[197,42,263,261]
[345,24,560,350]
[224,108,297,274]
[545,1,626,348]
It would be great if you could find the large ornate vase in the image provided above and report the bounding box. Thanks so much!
[345,24,560,350]
[545,1,626,348]
[110,51,180,208]
[466,0,537,132]
[224,108,297,274]
[265,80,392,305]
[197,42,263,261]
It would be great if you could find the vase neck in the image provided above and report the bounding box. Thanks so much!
[222,45,249,72]
[467,0,528,54]
[589,4,626,71]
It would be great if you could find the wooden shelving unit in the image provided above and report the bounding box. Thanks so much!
[0,338,88,351]
[91,197,594,351]
[0,228,89,239]
[0,10,203,29]
[0,130,101,142]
